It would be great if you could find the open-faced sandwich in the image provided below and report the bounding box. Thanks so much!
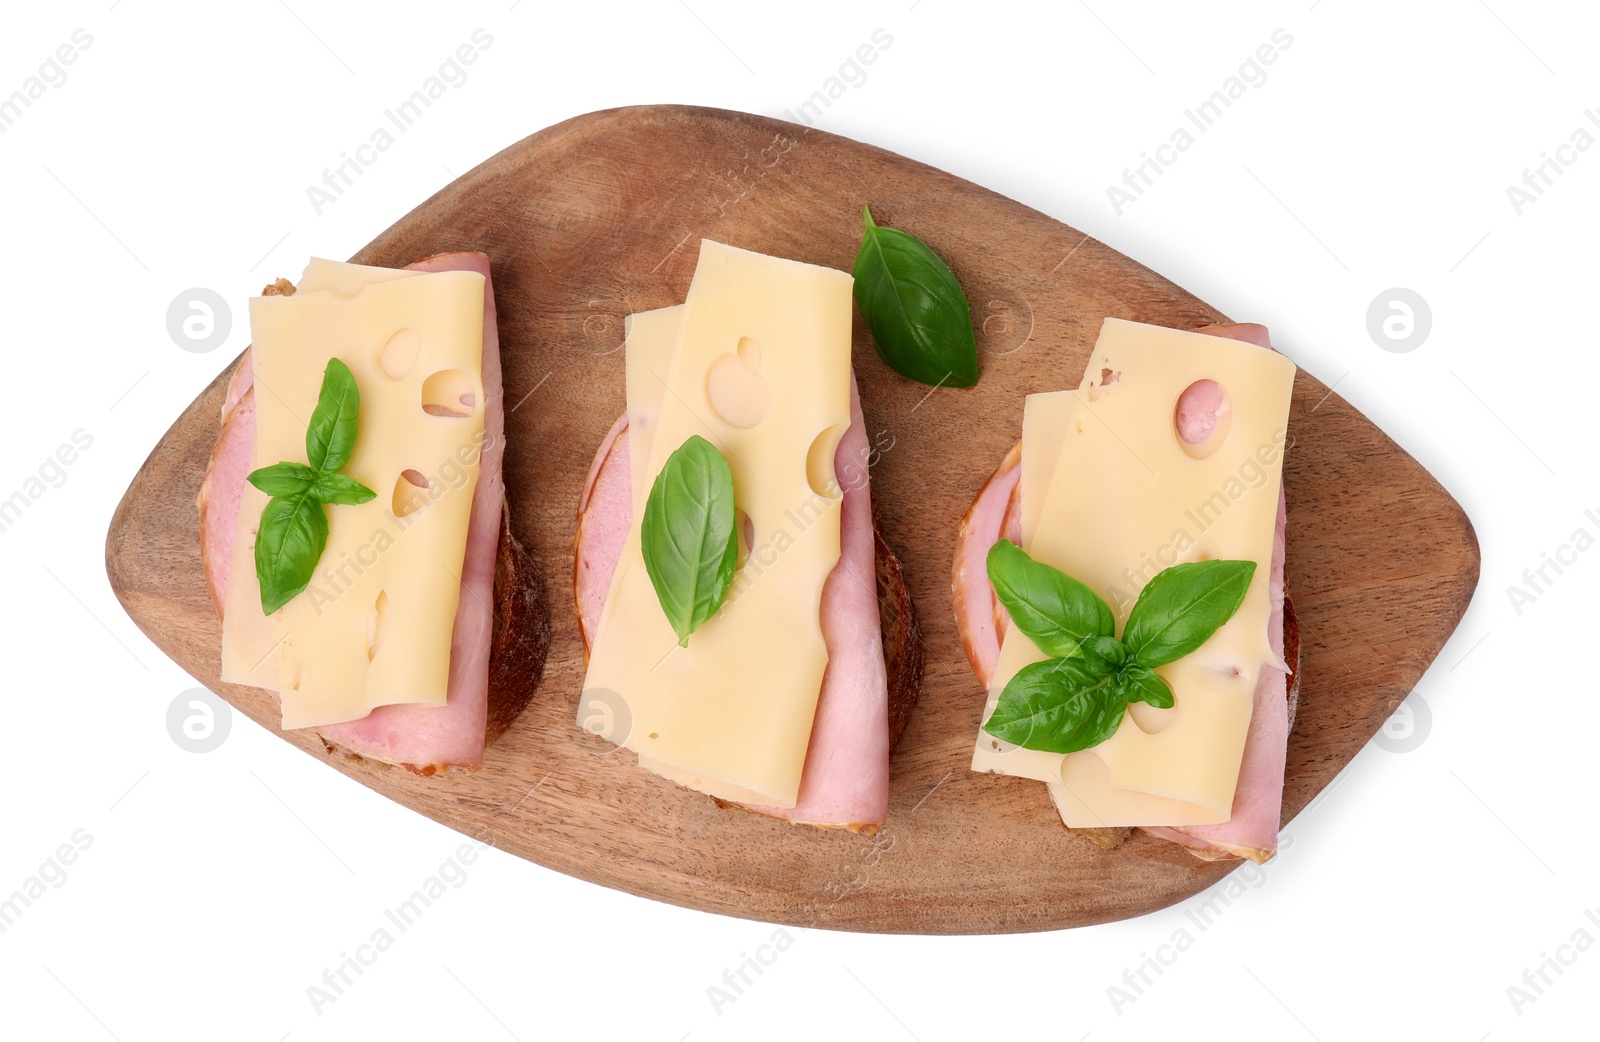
[955,318,1300,863]
[197,252,550,774]
[574,240,922,832]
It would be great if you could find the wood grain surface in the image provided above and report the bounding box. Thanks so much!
[105,105,1480,934]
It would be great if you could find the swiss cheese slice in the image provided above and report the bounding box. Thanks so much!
[220,260,486,730]
[621,305,683,519]
[581,240,853,808]
[971,318,1294,827]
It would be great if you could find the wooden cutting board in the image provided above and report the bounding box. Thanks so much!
[106,105,1479,934]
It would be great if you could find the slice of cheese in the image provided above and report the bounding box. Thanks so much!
[220,260,486,730]
[622,305,683,518]
[298,256,417,295]
[583,304,686,664]
[971,318,1294,827]
[1019,390,1075,548]
[581,240,853,808]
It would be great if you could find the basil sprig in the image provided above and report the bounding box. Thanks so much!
[246,358,375,615]
[982,541,1255,755]
[640,435,739,646]
[852,205,979,388]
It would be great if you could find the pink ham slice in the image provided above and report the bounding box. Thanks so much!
[199,252,510,773]
[201,387,255,616]
[574,376,891,831]
[220,350,255,423]
[950,321,1295,863]
[952,441,1020,690]
[573,413,631,655]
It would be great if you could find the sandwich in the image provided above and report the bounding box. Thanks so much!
[197,252,550,774]
[573,239,922,832]
[954,318,1300,863]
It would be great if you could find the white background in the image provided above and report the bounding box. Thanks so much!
[1,1,1594,1039]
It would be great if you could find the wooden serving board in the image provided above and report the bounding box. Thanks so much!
[106,106,1479,934]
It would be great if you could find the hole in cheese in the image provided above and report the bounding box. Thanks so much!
[706,340,769,429]
[805,423,847,500]
[392,469,431,518]
[1128,698,1174,735]
[367,590,390,662]
[379,328,421,380]
[735,508,754,570]
[736,335,761,370]
[1175,379,1232,460]
[421,369,478,418]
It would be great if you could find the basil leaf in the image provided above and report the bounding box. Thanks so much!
[640,435,739,646]
[987,540,1115,658]
[1122,559,1257,668]
[1118,662,1174,710]
[255,492,328,615]
[982,657,1128,755]
[305,358,362,475]
[853,205,979,388]
[1078,634,1128,674]
[246,461,316,497]
[249,356,377,614]
[311,473,377,506]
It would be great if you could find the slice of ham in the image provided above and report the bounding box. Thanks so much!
[575,375,891,831]
[220,349,255,424]
[198,251,531,773]
[201,387,254,616]
[952,441,1019,691]
[317,253,507,771]
[950,321,1297,863]
[574,413,631,655]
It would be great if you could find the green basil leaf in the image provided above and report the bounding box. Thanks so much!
[311,473,377,506]
[986,540,1115,659]
[982,657,1128,755]
[255,492,328,615]
[1118,662,1174,709]
[1078,634,1128,674]
[1122,559,1257,668]
[246,461,316,497]
[250,356,375,615]
[640,435,739,646]
[305,358,362,476]
[853,205,979,388]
